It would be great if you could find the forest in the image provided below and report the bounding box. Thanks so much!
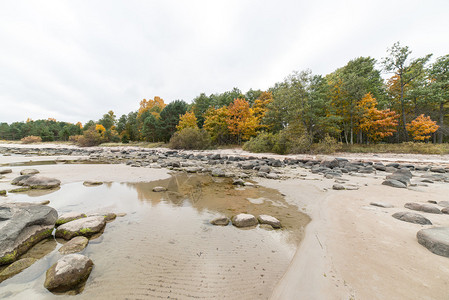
[1,42,448,153]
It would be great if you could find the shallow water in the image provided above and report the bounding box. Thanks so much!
[0,173,309,299]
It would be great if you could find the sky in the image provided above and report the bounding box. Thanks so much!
[1,0,448,124]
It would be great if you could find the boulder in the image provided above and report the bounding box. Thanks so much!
[404,203,442,214]
[0,257,37,282]
[56,212,87,226]
[152,186,167,192]
[0,203,57,265]
[332,184,345,190]
[382,179,407,189]
[210,216,230,226]
[0,169,12,175]
[20,169,39,176]
[83,181,103,187]
[392,212,432,225]
[257,215,281,228]
[232,178,245,186]
[430,167,446,173]
[438,201,449,208]
[44,254,94,292]
[55,216,106,240]
[417,227,449,258]
[211,168,225,177]
[259,166,271,173]
[0,190,6,196]
[21,176,61,189]
[370,202,394,208]
[11,175,32,186]
[232,214,258,228]
[59,237,89,255]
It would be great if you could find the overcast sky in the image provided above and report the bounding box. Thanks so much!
[1,0,448,124]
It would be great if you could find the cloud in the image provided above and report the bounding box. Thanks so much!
[0,0,448,124]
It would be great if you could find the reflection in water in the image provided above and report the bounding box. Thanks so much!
[0,173,309,300]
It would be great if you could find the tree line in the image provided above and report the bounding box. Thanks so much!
[1,42,448,152]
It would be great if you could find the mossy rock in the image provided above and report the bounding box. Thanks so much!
[0,258,37,282]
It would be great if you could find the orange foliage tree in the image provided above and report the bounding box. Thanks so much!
[406,114,439,141]
[95,124,106,136]
[226,98,258,143]
[357,93,399,142]
[137,96,166,119]
[176,111,198,131]
[252,91,273,130]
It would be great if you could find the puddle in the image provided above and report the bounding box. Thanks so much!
[0,173,309,299]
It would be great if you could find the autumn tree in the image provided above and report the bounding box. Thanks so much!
[137,97,166,119]
[406,114,439,141]
[252,91,273,130]
[382,42,432,141]
[357,93,399,142]
[176,111,198,131]
[226,98,258,143]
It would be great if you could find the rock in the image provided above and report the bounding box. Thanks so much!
[56,212,87,226]
[266,173,280,180]
[404,203,442,214]
[232,178,245,186]
[257,215,281,228]
[438,201,449,208]
[370,202,394,208]
[0,169,12,175]
[39,200,50,205]
[55,216,106,240]
[430,167,446,173]
[0,190,6,196]
[382,179,407,189]
[210,216,230,226]
[20,169,39,176]
[211,168,225,177]
[0,203,57,265]
[232,213,258,228]
[0,257,37,282]
[332,184,345,190]
[373,164,386,171]
[392,212,432,225]
[21,176,61,189]
[152,186,167,192]
[417,227,449,258]
[44,254,94,292]
[116,213,127,217]
[442,207,449,214]
[259,166,271,173]
[103,213,117,222]
[83,181,103,187]
[386,169,412,186]
[243,182,255,187]
[8,187,32,193]
[11,175,32,186]
[58,237,89,255]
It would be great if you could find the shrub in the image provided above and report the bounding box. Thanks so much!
[169,127,211,150]
[68,135,82,144]
[21,136,42,144]
[243,132,276,153]
[311,134,341,154]
[77,128,105,147]
[121,134,130,144]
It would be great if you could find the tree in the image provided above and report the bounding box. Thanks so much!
[428,54,449,143]
[142,114,160,142]
[137,96,166,119]
[357,93,399,142]
[226,98,258,143]
[382,42,432,141]
[176,111,198,131]
[158,100,188,142]
[203,106,230,144]
[99,110,116,130]
[191,93,212,127]
[406,114,439,141]
[252,91,273,130]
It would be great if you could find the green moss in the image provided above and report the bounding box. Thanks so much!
[8,187,31,193]
[0,190,6,196]
[79,228,93,235]
[0,251,17,265]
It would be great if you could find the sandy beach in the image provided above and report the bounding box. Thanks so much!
[1,143,449,299]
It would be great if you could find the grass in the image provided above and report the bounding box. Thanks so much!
[339,142,449,155]
[99,141,166,148]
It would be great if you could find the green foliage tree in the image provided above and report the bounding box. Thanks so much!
[158,100,188,142]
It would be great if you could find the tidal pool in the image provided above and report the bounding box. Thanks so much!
[0,173,309,299]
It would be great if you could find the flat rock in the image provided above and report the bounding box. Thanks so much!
[232,178,245,186]
[259,166,271,173]
[152,186,167,192]
[44,254,93,292]
[438,201,449,208]
[210,216,230,226]
[232,213,258,228]
[392,212,432,225]
[211,168,225,177]
[11,175,32,186]
[59,237,89,255]
[257,215,281,228]
[0,203,57,265]
[382,179,407,189]
[370,202,394,208]
[83,181,103,187]
[55,216,106,240]
[21,176,61,189]
[0,257,37,282]
[20,169,39,176]
[442,207,449,214]
[417,227,449,258]
[405,203,442,214]
[0,169,12,175]
[430,167,446,173]
[332,184,345,190]
[56,212,87,226]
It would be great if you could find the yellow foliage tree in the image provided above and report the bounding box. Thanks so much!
[95,124,106,136]
[176,111,198,131]
[203,106,230,144]
[226,98,258,143]
[252,91,273,130]
[47,118,57,122]
[138,96,166,119]
[406,114,439,141]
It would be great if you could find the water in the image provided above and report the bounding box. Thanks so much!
[0,173,309,299]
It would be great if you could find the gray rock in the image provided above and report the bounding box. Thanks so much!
[56,212,87,226]
[438,201,449,208]
[44,254,93,292]
[430,167,446,173]
[392,212,432,225]
[211,168,225,177]
[232,178,245,186]
[266,173,280,180]
[0,257,37,282]
[370,202,394,208]
[259,166,271,173]
[417,227,449,258]
[232,213,258,228]
[58,236,89,255]
[152,186,167,192]
[11,175,32,186]
[442,207,449,214]
[405,203,442,214]
[332,184,345,190]
[55,216,106,240]
[20,169,39,176]
[382,179,407,189]
[0,203,57,265]
[210,216,230,226]
[83,181,103,187]
[21,176,61,189]
[257,215,281,228]
[373,164,386,171]
[0,169,12,175]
